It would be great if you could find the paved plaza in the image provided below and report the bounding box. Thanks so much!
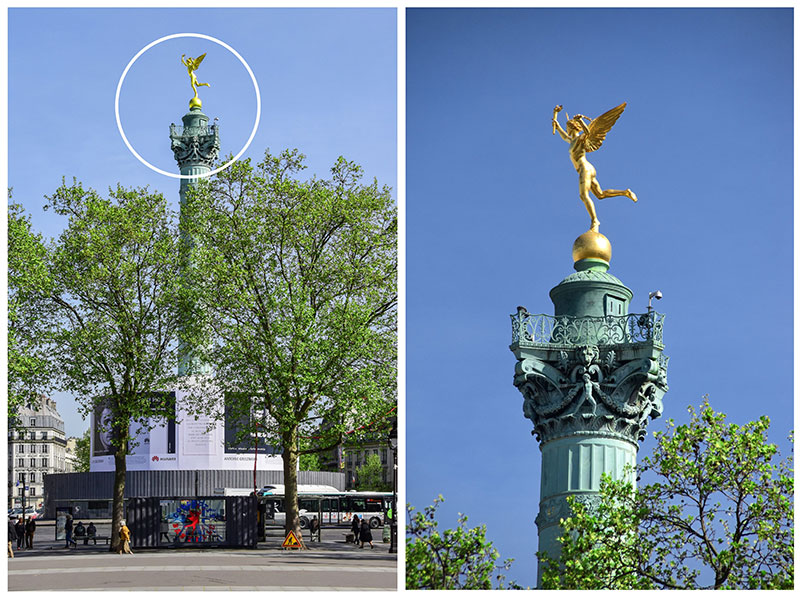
[8,525,398,591]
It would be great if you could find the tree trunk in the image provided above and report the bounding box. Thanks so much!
[110,444,127,552]
[282,426,300,539]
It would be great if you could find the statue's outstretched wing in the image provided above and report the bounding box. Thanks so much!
[193,53,207,69]
[583,102,626,153]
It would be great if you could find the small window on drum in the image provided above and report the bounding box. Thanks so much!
[605,295,625,316]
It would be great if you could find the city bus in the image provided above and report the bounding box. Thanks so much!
[248,486,393,530]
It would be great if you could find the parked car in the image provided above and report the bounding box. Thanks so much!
[8,507,38,519]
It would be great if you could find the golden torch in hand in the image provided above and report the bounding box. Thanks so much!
[552,105,563,135]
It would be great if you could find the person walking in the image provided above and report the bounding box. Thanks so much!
[359,518,374,549]
[350,515,361,545]
[15,518,25,551]
[64,515,77,549]
[8,518,17,558]
[118,521,133,555]
[25,517,36,550]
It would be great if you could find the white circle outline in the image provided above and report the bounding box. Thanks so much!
[115,32,261,179]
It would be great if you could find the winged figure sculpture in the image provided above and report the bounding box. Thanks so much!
[552,102,637,233]
[181,53,210,107]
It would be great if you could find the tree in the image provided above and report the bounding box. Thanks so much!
[355,453,388,491]
[539,399,794,589]
[42,181,191,551]
[406,496,520,589]
[74,430,91,473]
[299,452,321,472]
[182,150,397,539]
[8,201,53,418]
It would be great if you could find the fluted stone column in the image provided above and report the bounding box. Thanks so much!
[510,232,669,586]
[170,105,220,376]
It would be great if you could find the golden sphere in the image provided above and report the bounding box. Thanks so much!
[572,231,612,263]
[189,97,203,110]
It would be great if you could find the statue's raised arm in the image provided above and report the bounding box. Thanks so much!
[553,102,637,233]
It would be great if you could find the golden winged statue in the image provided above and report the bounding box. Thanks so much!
[181,53,210,109]
[552,102,637,233]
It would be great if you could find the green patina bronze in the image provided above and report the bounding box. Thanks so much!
[170,105,220,376]
[510,256,668,586]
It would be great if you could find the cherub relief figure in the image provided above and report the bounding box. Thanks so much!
[552,102,637,233]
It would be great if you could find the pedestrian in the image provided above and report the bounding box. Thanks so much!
[8,518,17,558]
[309,516,320,542]
[118,520,133,555]
[85,521,97,545]
[359,518,374,549]
[15,518,25,550]
[64,514,77,549]
[25,517,36,550]
[350,515,361,545]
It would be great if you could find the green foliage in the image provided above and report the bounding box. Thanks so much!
[406,496,522,590]
[8,201,53,418]
[355,453,389,491]
[74,430,91,473]
[538,474,657,589]
[298,452,321,471]
[540,398,794,589]
[41,181,191,550]
[182,150,397,533]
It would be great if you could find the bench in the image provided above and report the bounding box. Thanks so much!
[76,535,110,545]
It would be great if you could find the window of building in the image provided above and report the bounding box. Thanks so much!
[29,487,36,496]
[41,458,49,468]
[29,473,36,483]
[17,458,24,468]
[17,488,24,497]
[29,458,36,467]
[381,449,387,464]
[41,432,47,440]
[42,445,48,453]
[17,473,25,482]
[29,418,36,427]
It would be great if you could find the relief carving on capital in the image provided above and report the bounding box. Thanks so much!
[516,344,668,445]
[171,133,221,169]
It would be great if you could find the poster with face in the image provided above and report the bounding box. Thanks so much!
[92,403,115,457]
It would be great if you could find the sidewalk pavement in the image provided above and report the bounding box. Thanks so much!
[8,527,398,591]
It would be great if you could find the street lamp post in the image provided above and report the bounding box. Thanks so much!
[387,417,398,554]
[21,472,27,517]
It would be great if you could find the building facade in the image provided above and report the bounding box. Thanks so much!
[64,437,81,472]
[8,397,70,510]
[341,441,396,490]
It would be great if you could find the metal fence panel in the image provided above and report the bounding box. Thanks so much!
[44,470,345,518]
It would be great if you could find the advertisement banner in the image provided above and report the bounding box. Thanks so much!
[90,386,283,472]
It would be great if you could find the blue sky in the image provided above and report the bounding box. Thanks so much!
[8,7,397,436]
[406,8,793,587]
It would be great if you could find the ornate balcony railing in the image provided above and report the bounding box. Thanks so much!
[169,122,219,137]
[510,311,664,346]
